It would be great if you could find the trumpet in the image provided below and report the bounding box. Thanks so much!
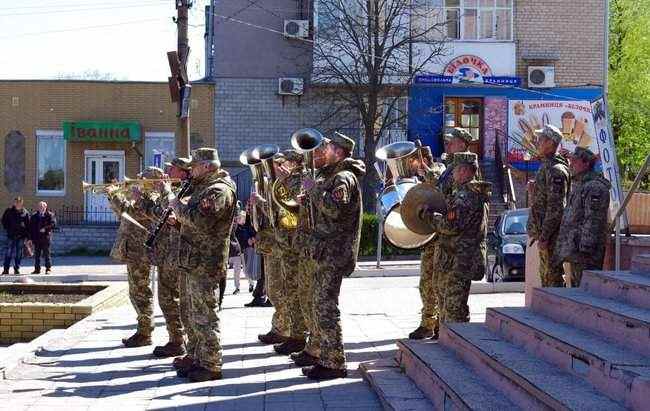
[81,177,181,193]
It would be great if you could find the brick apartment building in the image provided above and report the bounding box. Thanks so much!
[0,80,215,230]
[205,0,606,206]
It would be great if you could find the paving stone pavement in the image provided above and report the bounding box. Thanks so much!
[1,277,524,411]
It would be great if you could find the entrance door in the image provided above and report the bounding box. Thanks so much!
[84,151,125,223]
[444,97,483,157]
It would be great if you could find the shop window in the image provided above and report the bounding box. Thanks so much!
[145,132,175,168]
[444,97,483,157]
[36,130,66,195]
[445,0,512,41]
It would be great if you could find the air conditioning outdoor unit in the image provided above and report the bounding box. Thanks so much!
[278,77,304,96]
[284,20,309,39]
[528,66,556,88]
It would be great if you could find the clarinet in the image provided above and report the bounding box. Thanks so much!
[144,179,192,249]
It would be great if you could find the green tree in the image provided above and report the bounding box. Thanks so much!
[609,0,650,187]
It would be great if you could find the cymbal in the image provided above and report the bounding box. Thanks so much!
[401,183,446,235]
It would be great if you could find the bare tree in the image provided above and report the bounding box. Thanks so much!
[311,0,448,210]
[56,69,126,81]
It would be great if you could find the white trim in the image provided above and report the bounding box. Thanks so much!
[35,129,66,197]
[84,149,126,157]
[144,131,175,138]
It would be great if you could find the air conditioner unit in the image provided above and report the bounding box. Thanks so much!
[284,20,309,39]
[528,66,556,88]
[278,78,304,96]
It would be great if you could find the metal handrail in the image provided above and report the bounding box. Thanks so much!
[611,153,650,272]
[505,167,517,210]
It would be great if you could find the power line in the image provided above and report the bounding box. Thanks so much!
[0,2,169,17]
[0,18,165,40]
[0,0,168,11]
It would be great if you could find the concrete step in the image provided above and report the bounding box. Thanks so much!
[631,254,650,275]
[532,287,650,357]
[487,306,650,410]
[440,323,628,411]
[581,270,650,310]
[359,358,434,411]
[397,339,521,411]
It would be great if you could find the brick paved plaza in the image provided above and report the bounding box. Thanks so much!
[0,276,523,410]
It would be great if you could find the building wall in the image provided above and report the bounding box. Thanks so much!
[514,0,605,87]
[0,226,116,256]
[212,0,312,79]
[0,80,215,211]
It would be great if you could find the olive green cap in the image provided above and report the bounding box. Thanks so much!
[534,124,563,144]
[444,127,474,144]
[452,151,479,169]
[190,148,220,168]
[329,132,355,153]
[571,146,597,163]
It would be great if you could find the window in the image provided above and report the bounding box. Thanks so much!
[36,130,66,195]
[445,0,512,41]
[145,132,175,168]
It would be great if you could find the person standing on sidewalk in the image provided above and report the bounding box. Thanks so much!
[527,125,570,287]
[29,201,56,274]
[2,197,30,275]
[410,128,471,340]
[228,214,244,295]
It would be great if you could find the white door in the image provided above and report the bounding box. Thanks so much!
[84,151,125,223]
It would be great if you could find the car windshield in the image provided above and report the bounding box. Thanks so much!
[503,214,528,235]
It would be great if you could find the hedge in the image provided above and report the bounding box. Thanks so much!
[359,213,418,257]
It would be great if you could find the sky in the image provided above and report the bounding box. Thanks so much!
[0,0,209,81]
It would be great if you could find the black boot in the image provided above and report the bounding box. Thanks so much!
[408,326,434,340]
[258,331,286,345]
[187,366,223,382]
[291,351,319,367]
[122,332,152,347]
[274,338,305,355]
[244,297,265,307]
[152,342,186,358]
[303,364,347,380]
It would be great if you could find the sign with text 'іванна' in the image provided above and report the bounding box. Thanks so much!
[63,121,142,142]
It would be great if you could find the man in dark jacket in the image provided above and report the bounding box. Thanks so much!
[2,197,31,275]
[29,201,57,274]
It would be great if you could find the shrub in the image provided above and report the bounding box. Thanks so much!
[359,213,418,257]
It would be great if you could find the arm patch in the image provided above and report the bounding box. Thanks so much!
[332,184,349,204]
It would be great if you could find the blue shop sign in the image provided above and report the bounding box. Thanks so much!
[415,75,522,87]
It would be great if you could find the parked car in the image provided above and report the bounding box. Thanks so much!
[486,208,529,282]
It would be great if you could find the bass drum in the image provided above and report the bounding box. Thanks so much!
[379,178,435,250]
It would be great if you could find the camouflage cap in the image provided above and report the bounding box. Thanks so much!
[329,132,355,153]
[444,127,474,144]
[534,124,563,144]
[190,148,220,168]
[171,157,192,171]
[571,146,598,163]
[139,166,165,180]
[452,151,479,169]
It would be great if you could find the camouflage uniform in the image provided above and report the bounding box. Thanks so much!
[257,229,291,338]
[555,153,611,287]
[424,152,490,323]
[173,166,236,373]
[108,190,157,338]
[527,154,570,287]
[305,156,365,370]
[417,160,450,333]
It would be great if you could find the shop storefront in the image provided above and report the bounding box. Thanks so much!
[0,80,215,225]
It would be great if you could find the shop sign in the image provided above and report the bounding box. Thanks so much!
[415,75,521,86]
[63,121,142,142]
[591,98,627,226]
[444,54,493,83]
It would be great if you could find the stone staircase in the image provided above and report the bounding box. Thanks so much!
[360,254,650,410]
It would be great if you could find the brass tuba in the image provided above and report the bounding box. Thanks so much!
[239,148,266,231]
[252,144,280,228]
[290,128,324,229]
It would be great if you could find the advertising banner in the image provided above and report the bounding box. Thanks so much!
[507,100,599,171]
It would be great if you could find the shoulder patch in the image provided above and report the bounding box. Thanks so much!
[446,209,456,221]
[332,184,349,204]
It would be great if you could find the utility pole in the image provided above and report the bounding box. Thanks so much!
[174,0,192,157]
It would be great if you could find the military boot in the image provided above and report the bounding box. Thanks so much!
[176,361,198,378]
[290,351,319,367]
[173,355,194,370]
[303,364,347,380]
[408,326,433,340]
[122,333,152,347]
[273,338,305,355]
[153,342,186,358]
[187,366,223,382]
[258,331,286,345]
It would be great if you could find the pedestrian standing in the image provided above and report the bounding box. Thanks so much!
[555,147,611,287]
[239,213,256,292]
[29,201,57,274]
[229,215,244,295]
[2,197,30,275]
[526,125,570,287]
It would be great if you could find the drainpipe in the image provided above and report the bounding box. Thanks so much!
[130,142,144,173]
